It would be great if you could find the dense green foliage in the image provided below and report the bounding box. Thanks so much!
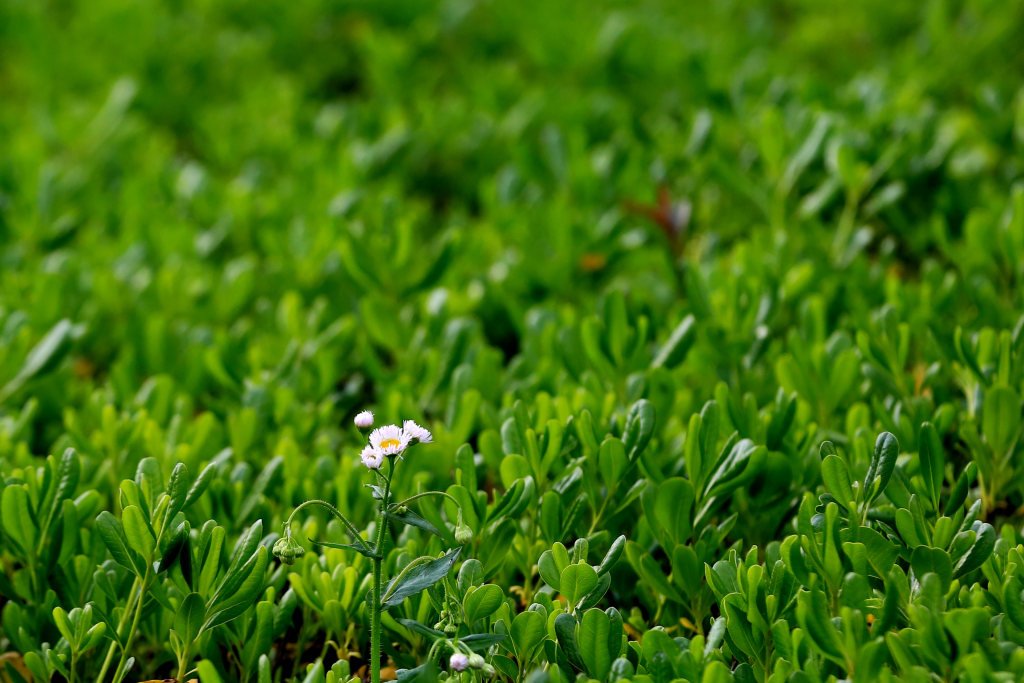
[3,0,1024,681]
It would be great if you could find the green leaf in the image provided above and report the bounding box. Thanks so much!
[560,563,599,608]
[205,547,269,630]
[184,461,217,509]
[461,633,506,651]
[385,507,442,538]
[539,545,568,590]
[1,485,34,555]
[166,462,191,520]
[490,655,517,681]
[463,584,504,623]
[83,622,107,651]
[652,477,694,546]
[982,385,1021,455]
[397,619,445,640]
[795,588,844,664]
[52,606,74,646]
[610,657,635,682]
[554,612,584,671]
[158,522,190,574]
[918,422,944,510]
[457,558,484,592]
[598,438,628,492]
[511,609,547,661]
[242,601,275,672]
[224,520,264,580]
[209,530,263,607]
[238,456,283,522]
[944,462,977,516]
[652,315,696,369]
[122,504,155,561]
[865,432,899,503]
[622,400,656,462]
[308,538,379,559]
[258,655,272,683]
[671,545,702,594]
[578,608,622,681]
[627,540,684,603]
[175,592,206,644]
[943,608,991,658]
[597,535,626,576]
[1003,575,1024,631]
[821,454,855,510]
[479,518,517,577]
[540,491,563,544]
[910,546,952,593]
[704,439,766,500]
[702,661,733,683]
[195,660,225,683]
[488,476,535,523]
[95,510,145,576]
[722,593,758,659]
[952,522,995,578]
[381,548,461,610]
[852,525,900,578]
[42,448,80,542]
[0,319,81,401]
[873,567,903,633]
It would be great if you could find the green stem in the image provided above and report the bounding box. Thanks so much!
[175,633,194,683]
[286,499,371,553]
[391,490,460,509]
[371,555,382,683]
[371,460,394,683]
[96,574,141,682]
[113,567,152,682]
[290,619,311,681]
[587,495,612,536]
[653,596,666,624]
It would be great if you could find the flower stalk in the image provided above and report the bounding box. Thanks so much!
[275,415,441,683]
[370,457,393,683]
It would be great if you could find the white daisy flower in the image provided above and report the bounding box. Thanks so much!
[354,410,374,428]
[402,419,433,444]
[369,424,411,456]
[360,446,385,470]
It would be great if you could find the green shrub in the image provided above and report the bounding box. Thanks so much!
[2,0,1024,681]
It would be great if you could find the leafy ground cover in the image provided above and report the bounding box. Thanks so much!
[3,0,1024,681]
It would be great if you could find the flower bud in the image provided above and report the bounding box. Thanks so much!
[454,509,474,545]
[354,411,374,428]
[272,532,305,565]
[467,654,486,670]
[449,653,469,672]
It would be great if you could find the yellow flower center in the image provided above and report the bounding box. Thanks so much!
[380,438,401,450]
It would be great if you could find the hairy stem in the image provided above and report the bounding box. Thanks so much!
[391,490,460,509]
[285,498,372,553]
[371,460,394,683]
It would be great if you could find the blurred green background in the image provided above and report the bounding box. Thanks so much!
[2,0,1023,423]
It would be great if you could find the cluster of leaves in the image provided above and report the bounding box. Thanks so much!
[3,0,1024,681]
